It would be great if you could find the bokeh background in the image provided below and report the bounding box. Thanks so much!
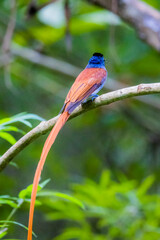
[1,0,160,239]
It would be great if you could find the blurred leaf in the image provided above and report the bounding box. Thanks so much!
[0,195,19,201]
[138,175,155,196]
[0,228,7,239]
[0,199,17,208]
[38,0,65,28]
[41,171,160,240]
[0,126,24,134]
[79,11,121,25]
[0,132,16,145]
[0,221,37,238]
[38,190,84,209]
[0,112,44,127]
[70,18,105,35]
[19,179,50,199]
[19,185,40,199]
[39,178,51,189]
[9,162,19,169]
[0,112,44,145]
[99,170,110,188]
[29,26,65,44]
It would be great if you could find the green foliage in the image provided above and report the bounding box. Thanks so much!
[0,194,26,239]
[38,190,84,210]
[0,112,44,145]
[38,171,160,240]
[0,178,83,238]
[0,179,50,239]
[18,178,50,199]
[0,220,35,238]
[1,171,160,240]
[1,0,160,239]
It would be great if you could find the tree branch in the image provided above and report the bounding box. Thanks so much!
[0,82,160,171]
[10,45,160,109]
[2,0,17,90]
[2,0,16,53]
[11,44,81,77]
[88,0,160,52]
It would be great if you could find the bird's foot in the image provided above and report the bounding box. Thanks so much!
[81,94,99,108]
[90,94,99,101]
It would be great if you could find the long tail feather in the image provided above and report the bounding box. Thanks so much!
[27,111,70,240]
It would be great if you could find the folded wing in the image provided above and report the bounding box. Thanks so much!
[64,68,107,113]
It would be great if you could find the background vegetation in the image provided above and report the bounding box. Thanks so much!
[0,0,160,239]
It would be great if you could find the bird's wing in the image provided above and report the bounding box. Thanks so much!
[65,68,107,105]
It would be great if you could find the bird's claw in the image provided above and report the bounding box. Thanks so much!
[90,94,99,101]
[81,94,99,108]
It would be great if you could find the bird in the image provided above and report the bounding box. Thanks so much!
[27,52,107,240]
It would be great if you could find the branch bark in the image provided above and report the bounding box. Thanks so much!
[0,82,160,171]
[2,0,16,89]
[2,0,16,53]
[88,0,160,52]
[12,45,81,77]
[11,45,160,109]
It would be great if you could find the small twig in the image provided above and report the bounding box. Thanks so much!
[65,0,72,51]
[11,44,81,77]
[0,82,160,171]
[0,54,13,68]
[2,0,16,90]
[2,0,16,52]
[1,199,24,230]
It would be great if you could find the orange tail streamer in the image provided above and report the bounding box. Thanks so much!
[27,111,70,240]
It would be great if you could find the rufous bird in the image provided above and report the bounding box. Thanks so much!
[27,52,107,240]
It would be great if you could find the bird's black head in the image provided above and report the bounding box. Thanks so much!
[86,52,105,69]
[93,52,103,57]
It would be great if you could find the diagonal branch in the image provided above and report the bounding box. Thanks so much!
[88,0,160,52]
[11,44,80,77]
[10,45,160,109]
[0,82,160,171]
